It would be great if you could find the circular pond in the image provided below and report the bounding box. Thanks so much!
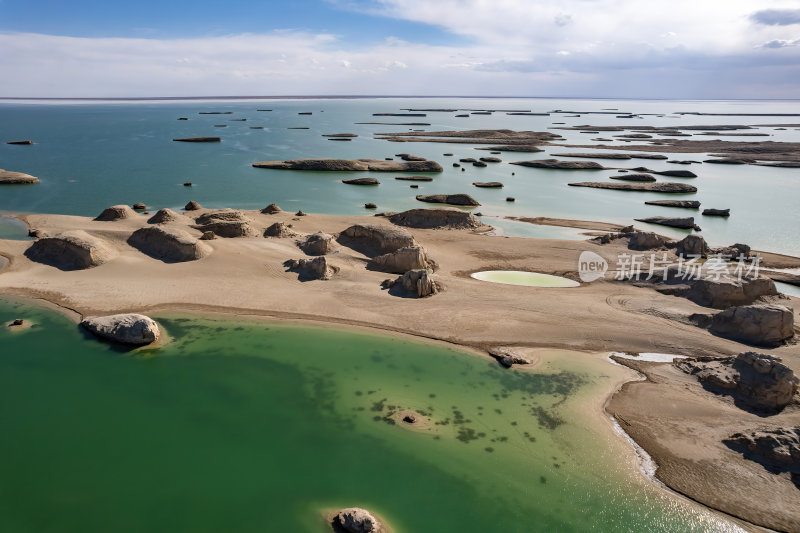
[470,270,580,288]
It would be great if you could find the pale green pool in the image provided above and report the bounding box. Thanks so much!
[471,270,581,287]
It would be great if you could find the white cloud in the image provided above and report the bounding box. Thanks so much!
[1,1,800,98]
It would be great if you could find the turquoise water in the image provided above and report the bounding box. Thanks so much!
[1,97,799,255]
[0,298,734,532]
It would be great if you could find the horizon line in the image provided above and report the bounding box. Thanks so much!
[1,95,800,102]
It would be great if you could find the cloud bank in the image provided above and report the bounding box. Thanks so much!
[1,0,799,98]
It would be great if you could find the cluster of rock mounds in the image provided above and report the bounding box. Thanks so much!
[676,352,798,412]
[597,231,795,346]
[20,203,484,297]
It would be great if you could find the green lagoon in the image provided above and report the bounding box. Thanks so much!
[0,298,736,532]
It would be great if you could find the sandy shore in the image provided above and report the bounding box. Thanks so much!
[1,207,798,530]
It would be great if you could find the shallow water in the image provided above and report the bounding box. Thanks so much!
[1,97,799,255]
[471,270,581,287]
[0,215,29,240]
[0,298,735,532]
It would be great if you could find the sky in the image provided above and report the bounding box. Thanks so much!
[1,0,799,99]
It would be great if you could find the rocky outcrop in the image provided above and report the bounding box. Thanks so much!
[676,234,709,257]
[656,170,697,178]
[396,153,427,161]
[261,203,283,214]
[488,347,532,368]
[610,174,656,182]
[342,177,380,185]
[369,246,433,274]
[394,176,433,182]
[388,208,483,229]
[479,157,502,163]
[6,140,33,145]
[510,159,606,170]
[568,182,698,193]
[81,314,161,346]
[252,158,443,172]
[635,216,700,230]
[147,208,192,225]
[95,205,138,221]
[703,208,730,217]
[264,222,296,238]
[172,137,221,142]
[710,304,794,346]
[128,226,211,263]
[415,194,480,206]
[627,231,669,250]
[184,201,202,211]
[0,169,39,184]
[677,352,798,411]
[338,224,416,255]
[285,256,337,280]
[644,200,701,209]
[332,507,384,533]
[725,427,800,472]
[25,230,117,270]
[299,232,334,255]
[193,210,255,238]
[386,269,442,297]
[473,182,503,188]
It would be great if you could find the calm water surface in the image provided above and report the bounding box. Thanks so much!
[0,97,798,254]
[0,298,736,533]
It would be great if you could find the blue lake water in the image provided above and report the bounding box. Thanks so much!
[1,97,798,254]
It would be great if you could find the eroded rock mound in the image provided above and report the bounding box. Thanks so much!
[332,507,384,533]
[128,226,211,263]
[645,200,701,209]
[95,205,138,221]
[725,427,800,472]
[488,347,532,368]
[285,256,338,280]
[264,222,296,238]
[627,231,669,250]
[385,269,442,297]
[703,208,731,217]
[710,304,794,346]
[25,230,117,270]
[369,246,433,274]
[635,216,699,230]
[148,208,192,225]
[252,158,443,172]
[677,352,798,411]
[388,208,483,229]
[510,159,606,170]
[184,200,203,211]
[676,234,709,257]
[193,210,255,238]
[338,224,416,255]
[415,193,480,206]
[569,182,697,193]
[610,173,656,182]
[261,203,283,214]
[0,169,39,184]
[81,314,160,346]
[342,177,380,185]
[299,232,334,255]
